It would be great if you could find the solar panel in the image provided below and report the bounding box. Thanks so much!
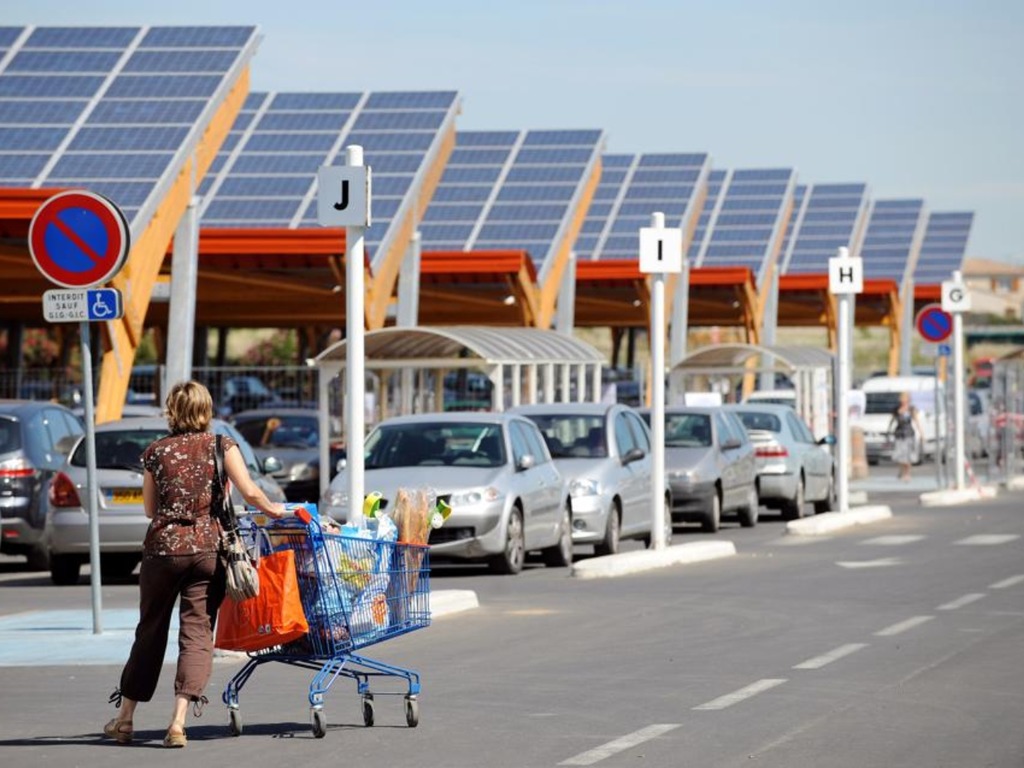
[694,168,797,283]
[198,89,460,268]
[419,129,604,278]
[859,199,927,283]
[781,183,870,274]
[0,25,258,235]
[912,211,974,285]
[576,152,710,261]
[687,170,726,261]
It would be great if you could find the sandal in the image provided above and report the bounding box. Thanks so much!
[103,718,133,744]
[163,726,187,748]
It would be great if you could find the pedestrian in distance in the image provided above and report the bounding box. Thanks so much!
[888,392,923,482]
[103,380,286,748]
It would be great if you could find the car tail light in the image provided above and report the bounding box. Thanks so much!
[50,472,82,508]
[0,456,35,479]
[755,445,789,458]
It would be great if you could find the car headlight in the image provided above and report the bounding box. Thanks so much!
[449,486,501,506]
[569,478,599,497]
[289,462,318,482]
[322,488,348,509]
[668,469,698,483]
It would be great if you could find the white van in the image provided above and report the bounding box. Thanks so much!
[851,375,946,464]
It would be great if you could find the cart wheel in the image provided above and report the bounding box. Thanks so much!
[228,707,243,737]
[361,695,375,727]
[404,696,420,728]
[311,708,326,739]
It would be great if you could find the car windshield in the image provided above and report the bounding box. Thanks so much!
[234,415,319,449]
[664,414,712,447]
[71,429,168,470]
[734,411,782,433]
[364,422,505,468]
[865,392,902,415]
[524,414,606,458]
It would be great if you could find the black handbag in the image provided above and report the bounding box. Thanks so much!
[213,434,259,601]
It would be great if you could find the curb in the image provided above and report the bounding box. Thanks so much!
[1004,476,1024,492]
[786,505,893,536]
[571,541,736,580]
[430,589,480,618]
[919,485,999,507]
[849,490,869,506]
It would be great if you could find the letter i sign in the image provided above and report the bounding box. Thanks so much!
[828,254,864,295]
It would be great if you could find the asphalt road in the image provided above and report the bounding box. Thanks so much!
[0,484,1021,768]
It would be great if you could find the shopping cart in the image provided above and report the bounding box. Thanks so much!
[221,508,431,738]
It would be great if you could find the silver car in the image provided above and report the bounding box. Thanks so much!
[725,404,835,519]
[509,402,670,555]
[640,407,759,533]
[321,412,570,575]
[46,417,286,585]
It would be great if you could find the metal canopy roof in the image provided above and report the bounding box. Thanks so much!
[672,343,833,373]
[315,325,603,367]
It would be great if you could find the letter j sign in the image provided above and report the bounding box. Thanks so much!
[316,166,371,227]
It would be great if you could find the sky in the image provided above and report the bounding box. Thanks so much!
[6,0,1023,263]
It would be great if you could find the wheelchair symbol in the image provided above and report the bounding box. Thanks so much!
[89,292,115,319]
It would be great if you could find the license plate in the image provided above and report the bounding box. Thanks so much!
[108,488,143,505]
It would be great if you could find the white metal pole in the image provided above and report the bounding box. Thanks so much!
[952,271,966,490]
[835,248,852,514]
[650,212,667,550]
[345,145,366,524]
[80,321,102,633]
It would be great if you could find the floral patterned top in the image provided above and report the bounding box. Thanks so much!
[141,432,237,556]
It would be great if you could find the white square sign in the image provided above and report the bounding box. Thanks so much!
[941,280,971,313]
[317,166,371,227]
[828,255,864,294]
[638,227,683,274]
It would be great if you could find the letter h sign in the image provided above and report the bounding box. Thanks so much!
[828,254,864,295]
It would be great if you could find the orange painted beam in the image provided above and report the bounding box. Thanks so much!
[421,250,537,281]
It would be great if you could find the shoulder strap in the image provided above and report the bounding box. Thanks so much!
[212,434,235,532]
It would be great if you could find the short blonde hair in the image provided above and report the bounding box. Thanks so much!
[165,380,213,434]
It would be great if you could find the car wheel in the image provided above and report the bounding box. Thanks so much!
[644,497,674,549]
[542,502,573,568]
[738,487,759,528]
[594,502,620,557]
[701,491,721,533]
[26,545,49,572]
[50,554,81,586]
[782,478,805,521]
[489,507,525,575]
[814,473,835,515]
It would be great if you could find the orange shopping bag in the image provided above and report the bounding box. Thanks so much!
[215,548,308,653]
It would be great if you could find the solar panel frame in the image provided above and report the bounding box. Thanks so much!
[781,182,869,274]
[859,198,928,283]
[912,211,974,285]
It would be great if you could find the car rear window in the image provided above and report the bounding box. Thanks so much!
[734,411,782,432]
[234,415,319,448]
[72,429,168,469]
[0,417,21,454]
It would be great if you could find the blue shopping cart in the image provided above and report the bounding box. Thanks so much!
[221,507,431,738]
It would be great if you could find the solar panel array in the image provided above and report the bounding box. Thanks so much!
[419,129,603,277]
[692,168,796,281]
[686,169,727,262]
[912,212,974,285]
[859,199,927,283]
[777,183,806,263]
[0,25,257,233]
[781,183,870,274]
[198,90,459,257]
[575,152,710,260]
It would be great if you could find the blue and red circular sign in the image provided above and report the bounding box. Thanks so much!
[916,303,953,343]
[28,190,130,289]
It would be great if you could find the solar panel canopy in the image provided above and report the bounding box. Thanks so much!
[575,152,710,260]
[419,129,603,279]
[912,211,973,285]
[859,198,927,283]
[781,182,870,274]
[0,25,258,236]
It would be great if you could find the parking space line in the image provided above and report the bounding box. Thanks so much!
[793,643,868,670]
[693,678,787,711]
[859,535,925,546]
[990,575,1024,589]
[558,724,680,766]
[938,593,986,611]
[875,616,934,636]
[954,534,1020,546]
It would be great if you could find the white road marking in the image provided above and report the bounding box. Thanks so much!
[693,679,787,711]
[793,643,868,670]
[990,575,1024,589]
[559,724,680,766]
[955,534,1020,546]
[875,615,934,636]
[860,535,926,546]
[938,593,986,611]
[836,557,902,569]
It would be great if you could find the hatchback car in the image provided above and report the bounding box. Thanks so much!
[640,406,759,533]
[725,404,835,519]
[0,400,84,568]
[46,417,286,585]
[321,412,570,575]
[510,402,669,555]
[231,408,345,503]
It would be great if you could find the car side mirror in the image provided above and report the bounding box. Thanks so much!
[819,435,837,446]
[262,455,283,474]
[721,438,742,450]
[516,454,536,471]
[621,447,645,465]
